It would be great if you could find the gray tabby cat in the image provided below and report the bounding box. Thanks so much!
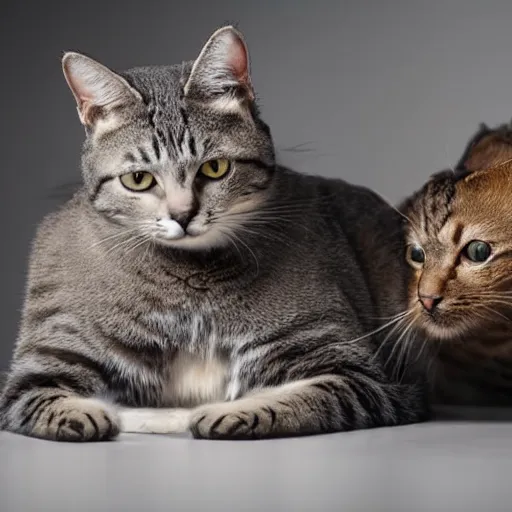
[0,26,428,441]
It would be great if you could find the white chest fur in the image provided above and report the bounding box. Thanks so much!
[142,310,242,407]
[162,351,229,407]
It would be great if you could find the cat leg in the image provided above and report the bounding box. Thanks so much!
[0,351,119,442]
[189,340,429,440]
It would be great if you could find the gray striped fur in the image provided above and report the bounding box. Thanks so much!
[0,27,428,441]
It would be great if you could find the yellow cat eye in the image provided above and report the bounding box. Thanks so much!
[120,171,156,192]
[199,159,231,179]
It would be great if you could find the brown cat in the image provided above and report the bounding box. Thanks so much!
[399,122,512,406]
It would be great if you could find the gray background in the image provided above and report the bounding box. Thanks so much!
[2,0,512,368]
[4,3,512,512]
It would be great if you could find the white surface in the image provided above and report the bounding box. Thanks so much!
[2,408,512,512]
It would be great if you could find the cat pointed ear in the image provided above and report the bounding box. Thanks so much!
[62,52,142,127]
[456,125,512,174]
[183,26,254,110]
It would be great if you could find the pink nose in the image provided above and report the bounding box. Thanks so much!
[419,295,442,312]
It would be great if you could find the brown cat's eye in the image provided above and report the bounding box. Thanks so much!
[406,244,425,267]
[462,240,492,263]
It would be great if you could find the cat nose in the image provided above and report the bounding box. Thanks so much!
[170,210,194,230]
[419,294,443,313]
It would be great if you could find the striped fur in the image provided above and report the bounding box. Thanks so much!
[0,27,428,441]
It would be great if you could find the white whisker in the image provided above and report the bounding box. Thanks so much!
[88,226,141,250]
[345,310,414,346]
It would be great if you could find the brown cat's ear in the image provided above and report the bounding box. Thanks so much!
[183,26,254,111]
[62,52,142,127]
[456,124,512,173]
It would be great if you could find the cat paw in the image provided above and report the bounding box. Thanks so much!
[189,402,276,440]
[36,397,119,442]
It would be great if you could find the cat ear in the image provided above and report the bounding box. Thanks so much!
[183,26,254,110]
[62,52,142,127]
[458,127,512,173]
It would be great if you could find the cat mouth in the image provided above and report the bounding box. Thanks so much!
[154,219,209,242]
[151,219,226,250]
[155,218,186,241]
[416,308,471,340]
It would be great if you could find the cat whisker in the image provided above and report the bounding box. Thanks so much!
[124,234,152,257]
[473,291,512,297]
[213,214,302,240]
[368,310,414,321]
[477,298,512,311]
[215,212,318,240]
[138,237,154,264]
[373,190,422,235]
[217,221,306,251]
[412,331,431,364]
[228,230,260,276]
[391,334,415,382]
[479,303,511,323]
[385,314,420,380]
[425,338,442,382]
[218,211,304,224]
[88,226,142,250]
[399,330,422,384]
[371,312,418,364]
[101,233,148,258]
[216,227,244,262]
[381,317,417,367]
[346,309,414,346]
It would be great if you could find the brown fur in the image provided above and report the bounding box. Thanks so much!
[402,125,512,405]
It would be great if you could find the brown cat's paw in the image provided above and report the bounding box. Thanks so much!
[36,397,119,442]
[189,402,276,440]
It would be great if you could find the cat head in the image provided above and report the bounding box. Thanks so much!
[401,127,512,343]
[62,26,275,250]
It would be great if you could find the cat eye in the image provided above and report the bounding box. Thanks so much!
[120,171,156,192]
[406,244,425,266]
[199,159,231,179]
[463,240,492,263]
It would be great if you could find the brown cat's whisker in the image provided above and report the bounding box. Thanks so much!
[346,310,414,346]
[370,312,418,368]
[383,314,419,375]
[373,189,422,235]
[479,304,511,323]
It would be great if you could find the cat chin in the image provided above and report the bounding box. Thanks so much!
[152,230,231,252]
[417,320,467,342]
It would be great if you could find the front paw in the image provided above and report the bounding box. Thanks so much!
[37,397,119,442]
[189,402,276,440]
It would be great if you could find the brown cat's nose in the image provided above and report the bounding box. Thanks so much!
[419,294,443,313]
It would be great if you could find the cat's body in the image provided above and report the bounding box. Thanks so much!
[401,123,512,406]
[433,343,512,406]
[0,27,427,441]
